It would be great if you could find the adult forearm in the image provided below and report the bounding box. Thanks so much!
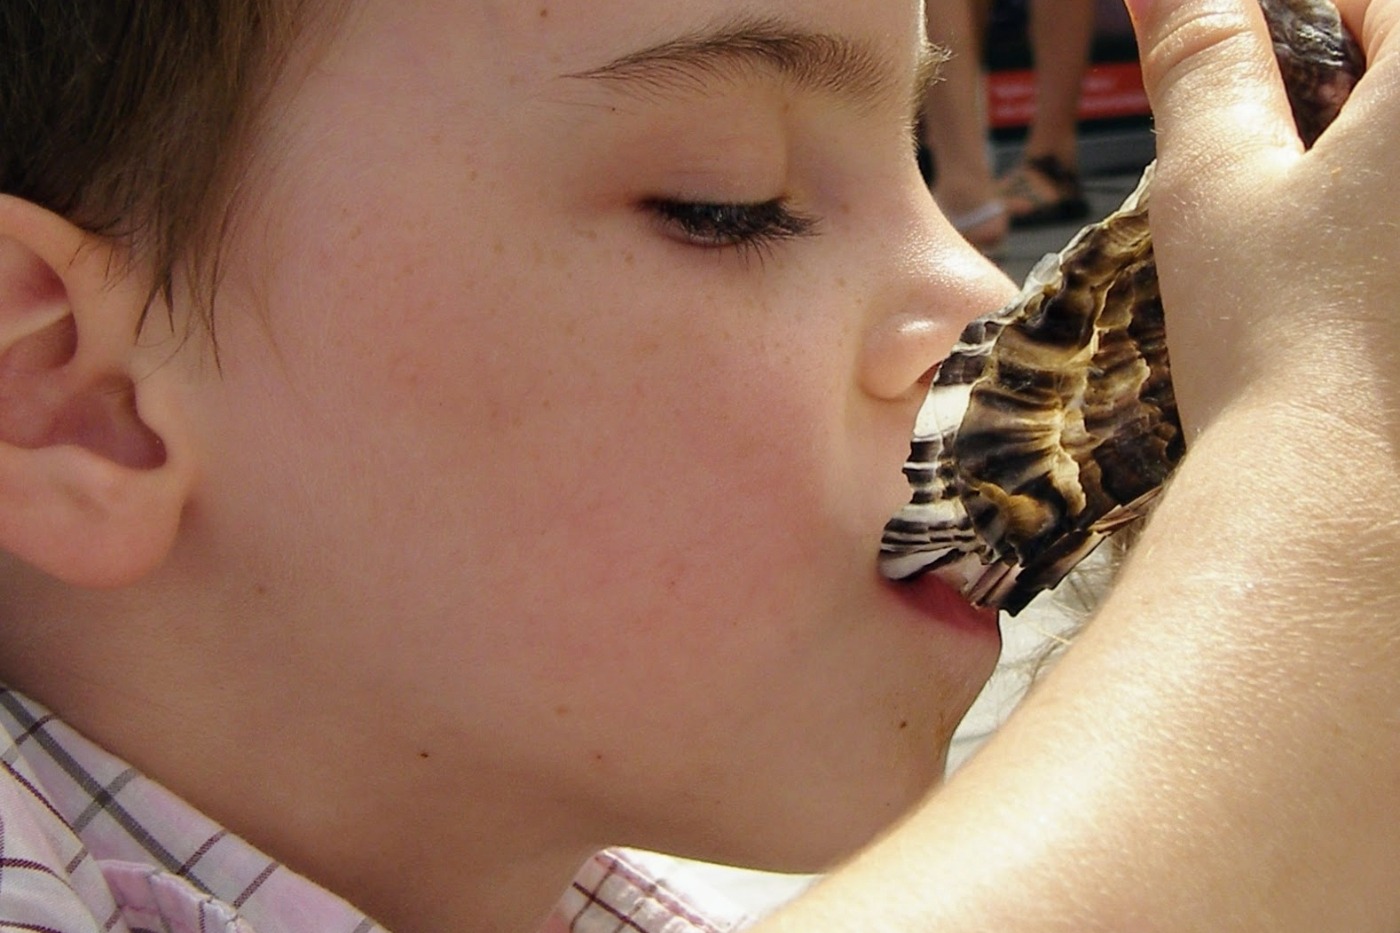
[761,394,1400,931]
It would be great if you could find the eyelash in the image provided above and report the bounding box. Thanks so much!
[645,198,819,257]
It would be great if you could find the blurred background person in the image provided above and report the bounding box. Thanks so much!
[919,0,1007,254]
[997,0,1095,227]
[920,0,1096,254]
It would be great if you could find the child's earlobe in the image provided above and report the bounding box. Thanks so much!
[0,196,196,589]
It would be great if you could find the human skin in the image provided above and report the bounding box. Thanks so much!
[759,0,1400,929]
[1021,0,1096,169]
[4,0,1400,931]
[0,0,1017,930]
[920,0,1001,220]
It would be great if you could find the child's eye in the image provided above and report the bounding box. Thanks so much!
[645,198,819,256]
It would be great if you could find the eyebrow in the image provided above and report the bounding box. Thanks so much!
[567,18,948,114]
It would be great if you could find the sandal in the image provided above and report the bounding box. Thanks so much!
[998,155,1090,229]
[945,199,1008,258]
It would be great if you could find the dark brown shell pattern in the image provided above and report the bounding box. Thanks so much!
[878,0,1366,615]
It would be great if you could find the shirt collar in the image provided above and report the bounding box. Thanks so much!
[0,688,750,932]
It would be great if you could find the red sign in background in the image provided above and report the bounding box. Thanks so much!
[987,60,1149,129]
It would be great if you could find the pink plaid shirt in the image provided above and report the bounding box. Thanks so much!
[0,688,750,932]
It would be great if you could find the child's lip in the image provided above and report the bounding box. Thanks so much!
[888,568,1001,639]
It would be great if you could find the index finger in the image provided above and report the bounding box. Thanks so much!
[1127,0,1308,189]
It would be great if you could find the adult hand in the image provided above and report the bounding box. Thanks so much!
[1137,0,1400,441]
[759,3,1400,929]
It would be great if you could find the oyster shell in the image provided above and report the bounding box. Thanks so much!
[879,0,1364,615]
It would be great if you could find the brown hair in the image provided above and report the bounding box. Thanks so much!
[0,1,316,335]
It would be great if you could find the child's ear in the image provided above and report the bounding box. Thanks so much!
[0,195,196,588]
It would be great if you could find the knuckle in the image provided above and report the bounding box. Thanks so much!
[1345,0,1400,54]
[1139,1,1294,187]
[1139,2,1263,100]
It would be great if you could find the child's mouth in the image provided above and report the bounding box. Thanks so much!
[888,567,1001,639]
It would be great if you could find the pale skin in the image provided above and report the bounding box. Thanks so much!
[919,0,1095,233]
[920,0,1000,220]
[0,2,1398,933]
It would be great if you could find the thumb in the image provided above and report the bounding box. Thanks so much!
[1127,0,1302,188]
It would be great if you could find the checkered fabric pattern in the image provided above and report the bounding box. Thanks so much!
[555,851,750,933]
[0,688,748,932]
[0,687,384,932]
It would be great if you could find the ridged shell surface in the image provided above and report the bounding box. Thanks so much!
[878,0,1364,614]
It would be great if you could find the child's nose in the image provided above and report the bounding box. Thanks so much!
[857,229,1015,402]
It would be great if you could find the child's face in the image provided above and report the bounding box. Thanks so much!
[176,0,1014,868]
